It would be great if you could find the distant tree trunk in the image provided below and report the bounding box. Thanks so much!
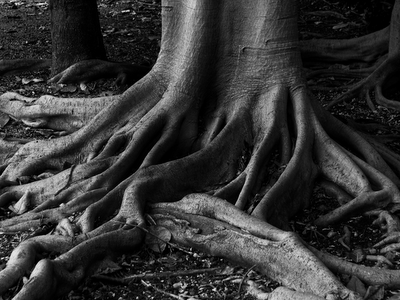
[50,0,107,75]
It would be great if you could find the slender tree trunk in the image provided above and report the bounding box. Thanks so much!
[50,0,106,75]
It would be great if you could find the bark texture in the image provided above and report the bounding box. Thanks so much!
[0,0,399,299]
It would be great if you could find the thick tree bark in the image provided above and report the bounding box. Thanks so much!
[0,0,400,299]
[50,0,106,74]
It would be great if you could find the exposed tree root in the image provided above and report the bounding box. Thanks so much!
[0,92,119,133]
[150,196,359,299]
[0,78,393,299]
[304,0,400,112]
[0,0,400,299]
[0,140,25,171]
[0,58,151,88]
[2,226,146,300]
[326,54,400,112]
[306,64,377,85]
[310,246,400,289]
[0,59,51,76]
[48,59,151,87]
[300,26,389,67]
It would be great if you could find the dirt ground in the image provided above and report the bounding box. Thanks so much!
[1,0,400,299]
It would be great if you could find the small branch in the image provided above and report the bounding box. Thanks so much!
[238,264,257,294]
[92,267,221,284]
[141,280,197,299]
[337,226,351,251]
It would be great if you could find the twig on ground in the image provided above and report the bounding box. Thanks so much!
[141,279,199,299]
[238,264,257,294]
[92,267,222,284]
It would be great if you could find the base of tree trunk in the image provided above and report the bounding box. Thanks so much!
[0,58,151,88]
[48,59,151,87]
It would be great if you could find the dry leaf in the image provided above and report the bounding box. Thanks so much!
[332,23,348,30]
[9,190,31,215]
[60,85,77,93]
[145,225,171,253]
[364,285,385,300]
[21,77,44,84]
[347,276,366,297]
[0,112,10,128]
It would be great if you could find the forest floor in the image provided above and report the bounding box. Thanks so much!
[0,0,400,299]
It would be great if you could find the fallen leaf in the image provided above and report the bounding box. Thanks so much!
[60,85,77,93]
[305,11,346,19]
[147,35,160,40]
[350,248,365,263]
[332,23,348,30]
[0,112,10,128]
[220,265,235,275]
[347,276,366,297]
[9,190,31,215]
[21,118,47,127]
[95,257,122,275]
[21,77,44,85]
[145,225,171,253]
[364,285,385,300]
[79,83,88,92]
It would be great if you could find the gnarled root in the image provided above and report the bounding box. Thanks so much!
[48,59,151,87]
[1,0,400,299]
[0,81,397,299]
[327,54,400,112]
[0,58,150,88]
[313,0,400,112]
[0,59,51,76]
[368,210,400,253]
[310,246,400,289]
[151,195,361,300]
[300,26,389,67]
[3,226,145,300]
[301,26,389,91]
[0,92,119,133]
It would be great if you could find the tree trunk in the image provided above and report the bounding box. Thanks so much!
[0,0,399,299]
[50,0,106,75]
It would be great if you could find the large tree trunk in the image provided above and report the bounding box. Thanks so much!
[50,0,106,74]
[0,0,400,299]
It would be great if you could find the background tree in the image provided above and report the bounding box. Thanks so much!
[0,0,400,299]
[50,0,106,74]
[0,0,148,86]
